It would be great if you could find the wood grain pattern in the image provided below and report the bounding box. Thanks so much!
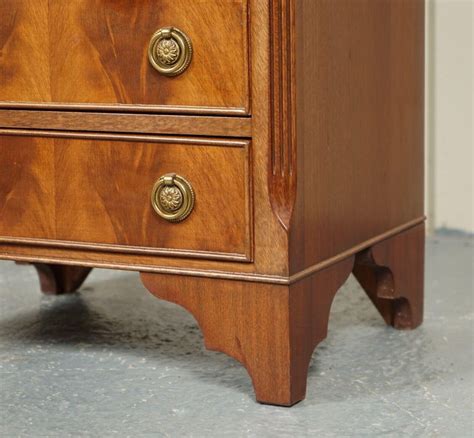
[0,0,425,281]
[353,224,424,329]
[0,135,252,261]
[141,256,354,406]
[0,0,250,113]
[288,0,425,274]
[0,0,426,406]
[0,110,252,138]
[0,0,288,282]
[0,0,291,279]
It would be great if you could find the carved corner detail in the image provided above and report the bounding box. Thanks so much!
[269,0,297,231]
[353,225,425,329]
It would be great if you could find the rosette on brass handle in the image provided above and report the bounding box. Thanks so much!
[148,27,193,77]
[151,174,195,222]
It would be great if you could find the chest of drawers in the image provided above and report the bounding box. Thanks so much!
[0,0,425,406]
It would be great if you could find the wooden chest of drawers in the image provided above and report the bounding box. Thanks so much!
[0,0,425,406]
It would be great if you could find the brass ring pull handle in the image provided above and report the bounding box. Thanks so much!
[151,174,195,222]
[148,27,193,77]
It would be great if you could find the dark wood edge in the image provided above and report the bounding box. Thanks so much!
[0,218,425,285]
[245,0,252,115]
[245,140,255,263]
[29,264,93,295]
[0,102,249,116]
[0,129,249,147]
[2,253,289,284]
[0,110,252,139]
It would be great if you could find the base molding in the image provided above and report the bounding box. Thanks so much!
[1,218,425,285]
[140,224,425,405]
[12,225,425,405]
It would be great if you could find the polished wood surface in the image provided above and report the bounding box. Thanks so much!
[0,0,426,406]
[0,110,252,138]
[288,0,425,274]
[0,135,252,261]
[142,256,355,406]
[0,0,249,113]
[0,0,290,279]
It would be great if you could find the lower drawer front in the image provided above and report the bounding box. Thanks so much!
[0,134,252,262]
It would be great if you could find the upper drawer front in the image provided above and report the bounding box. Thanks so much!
[0,0,249,114]
[0,134,252,261]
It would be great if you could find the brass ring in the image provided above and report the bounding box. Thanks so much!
[151,174,195,222]
[148,27,193,77]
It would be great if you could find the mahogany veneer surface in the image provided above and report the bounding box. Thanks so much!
[0,135,252,261]
[0,0,425,407]
[289,0,425,273]
[0,0,250,113]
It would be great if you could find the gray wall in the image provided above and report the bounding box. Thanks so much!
[426,0,473,234]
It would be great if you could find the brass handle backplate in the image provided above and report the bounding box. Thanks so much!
[148,27,193,77]
[151,174,195,222]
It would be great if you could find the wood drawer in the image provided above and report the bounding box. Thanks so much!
[0,0,249,114]
[0,134,252,261]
